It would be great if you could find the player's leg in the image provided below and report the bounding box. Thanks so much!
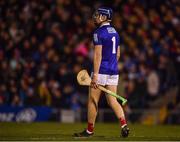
[105,85,126,125]
[73,87,101,137]
[105,85,129,137]
[87,87,101,132]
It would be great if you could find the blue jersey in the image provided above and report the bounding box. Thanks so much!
[93,23,120,75]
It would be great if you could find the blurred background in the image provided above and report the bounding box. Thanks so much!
[0,0,179,124]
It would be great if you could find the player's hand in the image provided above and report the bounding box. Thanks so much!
[91,74,99,89]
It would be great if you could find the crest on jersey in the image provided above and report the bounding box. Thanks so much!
[93,33,98,42]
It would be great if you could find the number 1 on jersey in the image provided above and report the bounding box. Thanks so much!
[112,36,116,54]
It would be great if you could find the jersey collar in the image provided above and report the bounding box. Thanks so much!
[100,22,110,27]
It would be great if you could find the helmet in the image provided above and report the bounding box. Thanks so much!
[94,7,113,21]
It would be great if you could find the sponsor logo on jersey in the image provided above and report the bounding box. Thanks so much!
[107,27,116,33]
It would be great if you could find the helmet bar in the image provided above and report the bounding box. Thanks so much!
[98,8,110,18]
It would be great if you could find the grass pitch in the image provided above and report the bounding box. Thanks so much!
[0,122,180,141]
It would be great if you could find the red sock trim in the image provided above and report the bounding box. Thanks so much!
[119,117,127,127]
[87,122,94,133]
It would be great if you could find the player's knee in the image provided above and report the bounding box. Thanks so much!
[107,101,113,108]
[107,99,117,108]
[89,96,98,109]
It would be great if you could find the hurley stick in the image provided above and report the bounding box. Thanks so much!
[77,70,127,105]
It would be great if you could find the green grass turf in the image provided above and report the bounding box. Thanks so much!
[0,122,180,141]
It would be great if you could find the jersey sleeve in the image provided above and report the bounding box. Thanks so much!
[117,34,120,46]
[93,31,102,45]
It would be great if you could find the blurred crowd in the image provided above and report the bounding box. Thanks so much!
[0,0,179,112]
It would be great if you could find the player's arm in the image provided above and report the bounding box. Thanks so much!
[91,45,102,89]
[93,45,102,75]
[91,32,102,89]
[117,45,120,61]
